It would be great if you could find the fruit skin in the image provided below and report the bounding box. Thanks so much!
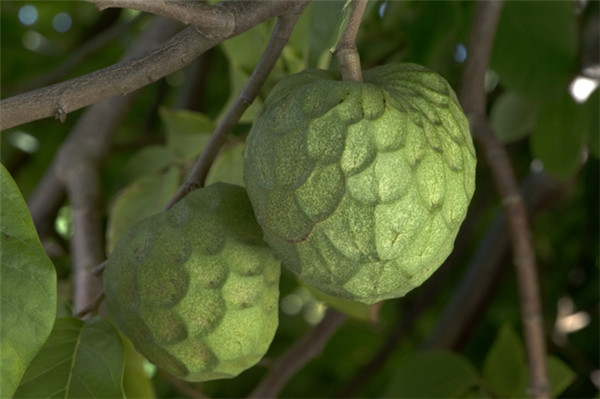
[103,183,280,382]
[243,63,476,304]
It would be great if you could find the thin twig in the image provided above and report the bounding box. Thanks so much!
[164,2,309,210]
[248,309,347,399]
[459,1,550,398]
[334,0,369,82]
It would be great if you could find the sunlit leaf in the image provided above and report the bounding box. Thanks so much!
[106,166,179,253]
[0,164,57,398]
[483,324,528,398]
[14,317,125,399]
[384,350,480,398]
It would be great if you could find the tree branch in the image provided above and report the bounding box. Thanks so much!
[26,17,184,314]
[0,1,305,131]
[164,2,310,210]
[248,309,347,399]
[89,0,235,38]
[459,1,550,397]
[334,0,369,82]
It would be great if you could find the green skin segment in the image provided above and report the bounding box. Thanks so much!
[244,63,476,304]
[103,183,281,382]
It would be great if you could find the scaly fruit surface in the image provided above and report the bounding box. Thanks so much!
[103,183,280,382]
[243,63,476,304]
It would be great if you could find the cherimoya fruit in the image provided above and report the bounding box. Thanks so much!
[103,183,281,381]
[243,63,476,304]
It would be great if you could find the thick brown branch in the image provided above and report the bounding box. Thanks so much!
[165,2,309,209]
[89,0,235,38]
[248,309,347,399]
[0,1,304,131]
[459,1,550,398]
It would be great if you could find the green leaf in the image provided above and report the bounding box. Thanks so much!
[384,350,480,398]
[121,145,174,183]
[159,107,214,161]
[483,324,528,398]
[547,355,576,397]
[106,166,180,253]
[14,317,125,399]
[491,1,577,102]
[490,91,540,144]
[530,94,589,178]
[206,141,245,187]
[0,164,57,398]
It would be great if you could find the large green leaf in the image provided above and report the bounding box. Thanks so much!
[14,317,125,398]
[530,94,591,178]
[106,166,179,253]
[384,350,480,398]
[0,164,57,398]
[483,324,528,398]
[491,1,577,102]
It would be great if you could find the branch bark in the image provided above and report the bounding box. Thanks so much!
[89,0,235,38]
[459,1,550,397]
[0,1,305,131]
[165,2,309,209]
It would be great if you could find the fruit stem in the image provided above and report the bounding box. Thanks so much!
[334,0,368,82]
